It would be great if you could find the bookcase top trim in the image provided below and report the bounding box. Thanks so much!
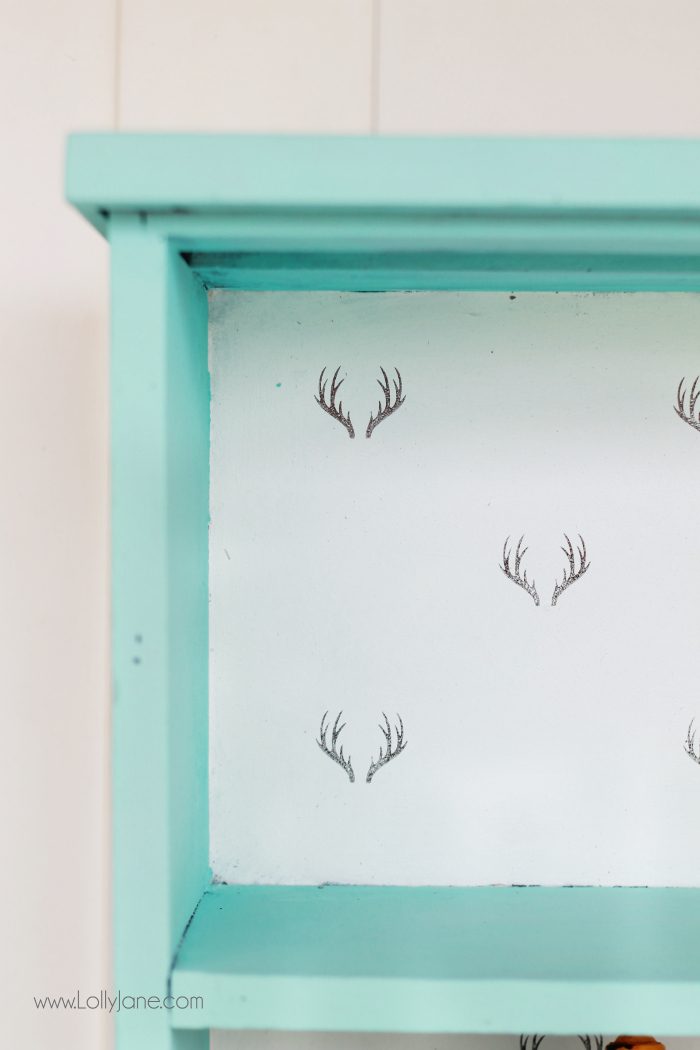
[67,134,700,237]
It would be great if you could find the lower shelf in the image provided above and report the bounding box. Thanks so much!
[170,884,700,1034]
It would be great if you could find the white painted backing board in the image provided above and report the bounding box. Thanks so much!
[209,291,700,888]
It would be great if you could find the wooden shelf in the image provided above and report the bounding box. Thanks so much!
[170,884,700,1034]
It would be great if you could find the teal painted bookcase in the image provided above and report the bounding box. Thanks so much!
[66,136,700,1049]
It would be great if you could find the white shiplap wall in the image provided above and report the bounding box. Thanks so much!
[1,5,113,1050]
[4,3,700,1048]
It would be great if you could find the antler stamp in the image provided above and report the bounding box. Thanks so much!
[500,536,540,607]
[366,713,407,783]
[520,1038,546,1050]
[551,534,589,606]
[675,376,700,432]
[317,711,355,782]
[365,367,405,438]
[578,1037,603,1050]
[521,1037,601,1050]
[315,367,355,438]
[684,719,700,765]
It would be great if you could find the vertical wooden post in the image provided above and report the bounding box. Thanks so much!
[110,216,210,1049]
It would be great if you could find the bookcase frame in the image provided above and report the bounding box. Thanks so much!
[67,135,700,1049]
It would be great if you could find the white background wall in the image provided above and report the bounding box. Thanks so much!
[3,2,700,1047]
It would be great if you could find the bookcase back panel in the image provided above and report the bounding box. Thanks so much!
[209,290,700,887]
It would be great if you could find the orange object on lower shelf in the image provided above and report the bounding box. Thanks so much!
[607,1038,665,1050]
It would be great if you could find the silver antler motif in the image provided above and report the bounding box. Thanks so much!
[366,367,405,438]
[675,376,700,432]
[551,534,590,606]
[366,713,407,783]
[521,1036,601,1050]
[500,536,540,607]
[578,1038,603,1050]
[315,367,355,438]
[317,711,355,782]
[684,719,700,764]
[520,1037,546,1050]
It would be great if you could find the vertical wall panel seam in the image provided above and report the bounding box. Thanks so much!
[114,0,123,128]
[370,0,381,133]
